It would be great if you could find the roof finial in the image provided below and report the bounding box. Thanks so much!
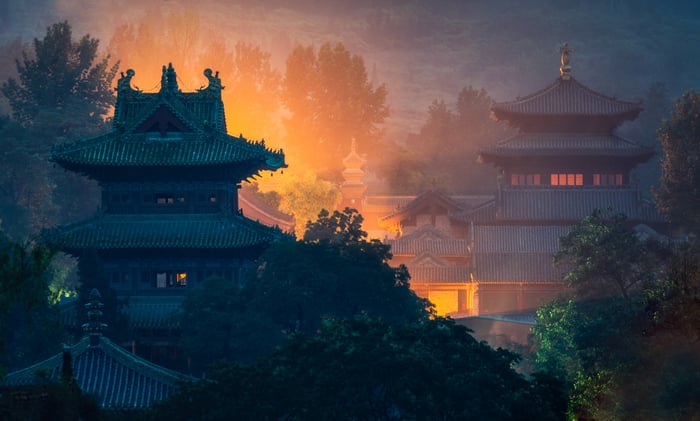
[559,42,573,80]
[82,288,107,346]
[161,63,179,93]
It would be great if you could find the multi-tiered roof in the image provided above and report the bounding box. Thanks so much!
[52,64,285,181]
[45,64,287,255]
[481,43,652,167]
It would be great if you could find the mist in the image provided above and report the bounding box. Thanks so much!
[3,0,699,134]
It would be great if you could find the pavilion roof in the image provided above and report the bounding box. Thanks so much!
[471,225,570,282]
[51,64,285,175]
[491,76,642,119]
[42,213,286,252]
[2,335,191,410]
[479,133,654,160]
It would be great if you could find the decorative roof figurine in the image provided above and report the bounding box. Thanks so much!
[559,42,573,80]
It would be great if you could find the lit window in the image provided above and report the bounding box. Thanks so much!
[550,173,583,186]
[155,271,188,288]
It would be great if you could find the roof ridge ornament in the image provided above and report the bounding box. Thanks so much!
[559,42,573,80]
[82,288,107,346]
[559,42,574,80]
[161,63,179,93]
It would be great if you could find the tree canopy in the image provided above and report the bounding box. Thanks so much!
[282,42,389,176]
[654,89,700,234]
[150,316,567,421]
[178,208,431,373]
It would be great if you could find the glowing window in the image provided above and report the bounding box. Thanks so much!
[550,173,583,186]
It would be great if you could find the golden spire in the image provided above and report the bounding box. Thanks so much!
[559,42,573,80]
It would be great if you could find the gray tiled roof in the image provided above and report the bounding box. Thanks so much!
[471,225,570,281]
[498,187,664,221]
[480,133,653,158]
[2,336,192,410]
[388,225,467,255]
[389,238,468,256]
[406,265,472,283]
[492,77,642,117]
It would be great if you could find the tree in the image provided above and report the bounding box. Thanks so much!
[282,42,389,176]
[534,209,687,419]
[390,86,511,194]
[1,21,117,136]
[654,90,700,233]
[0,21,117,238]
[0,234,68,374]
[554,208,667,300]
[149,317,566,421]
[178,209,431,371]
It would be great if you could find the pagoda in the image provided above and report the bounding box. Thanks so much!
[45,65,286,330]
[471,43,661,315]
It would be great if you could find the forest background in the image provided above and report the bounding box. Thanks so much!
[2,0,700,202]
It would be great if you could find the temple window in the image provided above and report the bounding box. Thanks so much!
[156,194,174,205]
[593,173,623,186]
[155,271,188,288]
[510,174,541,186]
[550,173,583,186]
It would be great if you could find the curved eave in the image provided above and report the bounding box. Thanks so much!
[479,147,654,160]
[42,214,287,253]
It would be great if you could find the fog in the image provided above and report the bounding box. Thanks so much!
[4,0,700,138]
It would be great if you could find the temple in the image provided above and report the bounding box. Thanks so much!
[340,45,663,319]
[46,64,287,358]
[2,289,191,413]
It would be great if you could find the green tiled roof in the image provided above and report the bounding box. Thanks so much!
[43,213,284,251]
[51,131,285,170]
[51,64,285,173]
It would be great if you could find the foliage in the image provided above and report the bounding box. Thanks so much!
[149,317,567,421]
[0,234,68,373]
[271,170,341,238]
[282,42,389,176]
[554,208,668,300]
[654,90,700,234]
[179,276,283,374]
[535,210,700,419]
[1,21,117,134]
[0,21,114,238]
[382,86,512,194]
[73,250,131,345]
[303,207,366,244]
[178,208,431,372]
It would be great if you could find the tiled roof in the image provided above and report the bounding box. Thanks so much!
[471,225,570,282]
[51,131,285,170]
[124,295,184,330]
[492,77,642,117]
[473,225,570,253]
[380,189,467,223]
[387,226,468,256]
[2,336,192,410]
[389,238,468,256]
[43,213,285,251]
[480,133,653,158]
[498,187,665,221]
[472,252,566,282]
[405,265,472,283]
